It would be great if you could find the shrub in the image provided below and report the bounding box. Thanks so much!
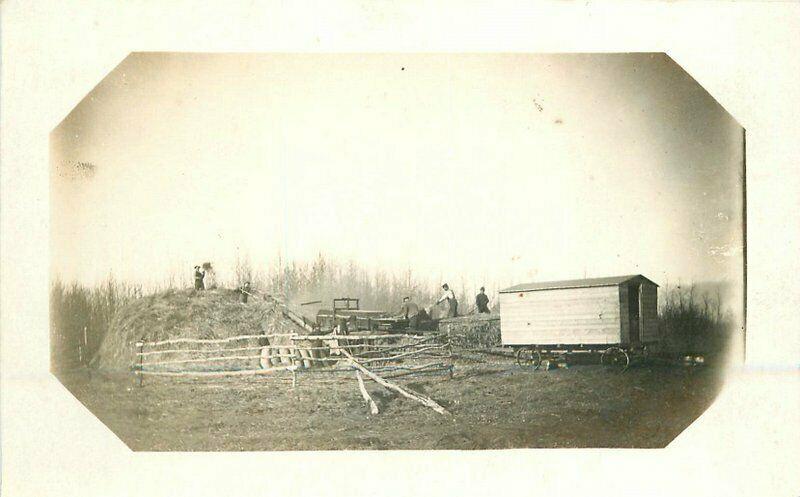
[50,277,140,371]
[657,282,735,356]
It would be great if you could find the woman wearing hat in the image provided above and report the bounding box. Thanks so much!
[193,265,205,290]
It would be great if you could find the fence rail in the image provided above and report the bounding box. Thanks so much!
[145,333,295,346]
[133,331,452,384]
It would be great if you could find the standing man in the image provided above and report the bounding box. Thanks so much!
[475,287,490,314]
[397,296,421,330]
[239,281,251,303]
[436,283,458,318]
[193,265,205,290]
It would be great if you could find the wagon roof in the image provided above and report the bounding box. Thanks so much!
[499,274,658,293]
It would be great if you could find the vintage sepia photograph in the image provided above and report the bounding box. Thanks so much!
[49,52,745,450]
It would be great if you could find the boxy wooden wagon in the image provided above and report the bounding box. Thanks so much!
[499,275,659,370]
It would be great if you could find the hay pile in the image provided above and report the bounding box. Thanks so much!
[438,313,501,349]
[92,288,306,371]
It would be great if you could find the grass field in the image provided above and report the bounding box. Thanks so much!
[50,264,735,450]
[55,357,724,450]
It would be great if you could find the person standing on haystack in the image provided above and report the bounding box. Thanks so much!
[475,287,490,314]
[193,265,205,290]
[239,281,251,303]
[436,283,458,318]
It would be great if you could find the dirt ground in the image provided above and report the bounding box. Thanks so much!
[56,357,725,451]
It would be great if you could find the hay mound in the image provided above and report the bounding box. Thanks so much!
[93,288,306,371]
[438,314,501,349]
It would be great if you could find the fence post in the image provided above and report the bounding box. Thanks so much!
[135,338,145,387]
[446,332,454,359]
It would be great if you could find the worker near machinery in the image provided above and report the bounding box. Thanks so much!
[239,281,251,303]
[193,265,205,290]
[436,283,458,318]
[476,286,490,314]
[397,296,421,329]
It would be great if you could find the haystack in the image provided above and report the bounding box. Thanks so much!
[92,288,306,371]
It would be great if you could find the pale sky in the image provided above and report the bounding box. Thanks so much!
[50,53,744,294]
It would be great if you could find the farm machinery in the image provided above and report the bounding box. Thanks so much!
[314,297,436,333]
[315,298,399,332]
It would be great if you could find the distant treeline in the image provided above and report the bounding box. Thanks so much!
[657,282,737,355]
[231,254,456,312]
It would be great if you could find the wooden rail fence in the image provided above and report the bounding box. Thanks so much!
[133,331,453,381]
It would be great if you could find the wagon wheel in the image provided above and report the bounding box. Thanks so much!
[601,347,630,371]
[516,347,542,370]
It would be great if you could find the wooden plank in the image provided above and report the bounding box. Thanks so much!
[501,328,619,338]
[503,285,621,296]
[502,329,619,341]
[502,324,620,333]
[500,305,619,314]
[500,295,620,305]
[501,333,620,344]
[502,335,617,346]
[501,328,621,338]
[500,299,620,310]
[501,315,621,326]
[499,293,619,309]
[501,329,620,344]
[500,291,619,301]
[499,287,620,301]
[500,312,621,322]
[501,317,621,326]
[501,315,619,325]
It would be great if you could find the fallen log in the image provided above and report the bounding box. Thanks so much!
[339,349,449,416]
[356,371,380,415]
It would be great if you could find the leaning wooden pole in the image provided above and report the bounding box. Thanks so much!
[355,371,379,415]
[256,291,317,333]
[340,349,449,416]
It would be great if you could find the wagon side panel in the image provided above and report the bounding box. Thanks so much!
[500,286,622,346]
[640,284,659,343]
